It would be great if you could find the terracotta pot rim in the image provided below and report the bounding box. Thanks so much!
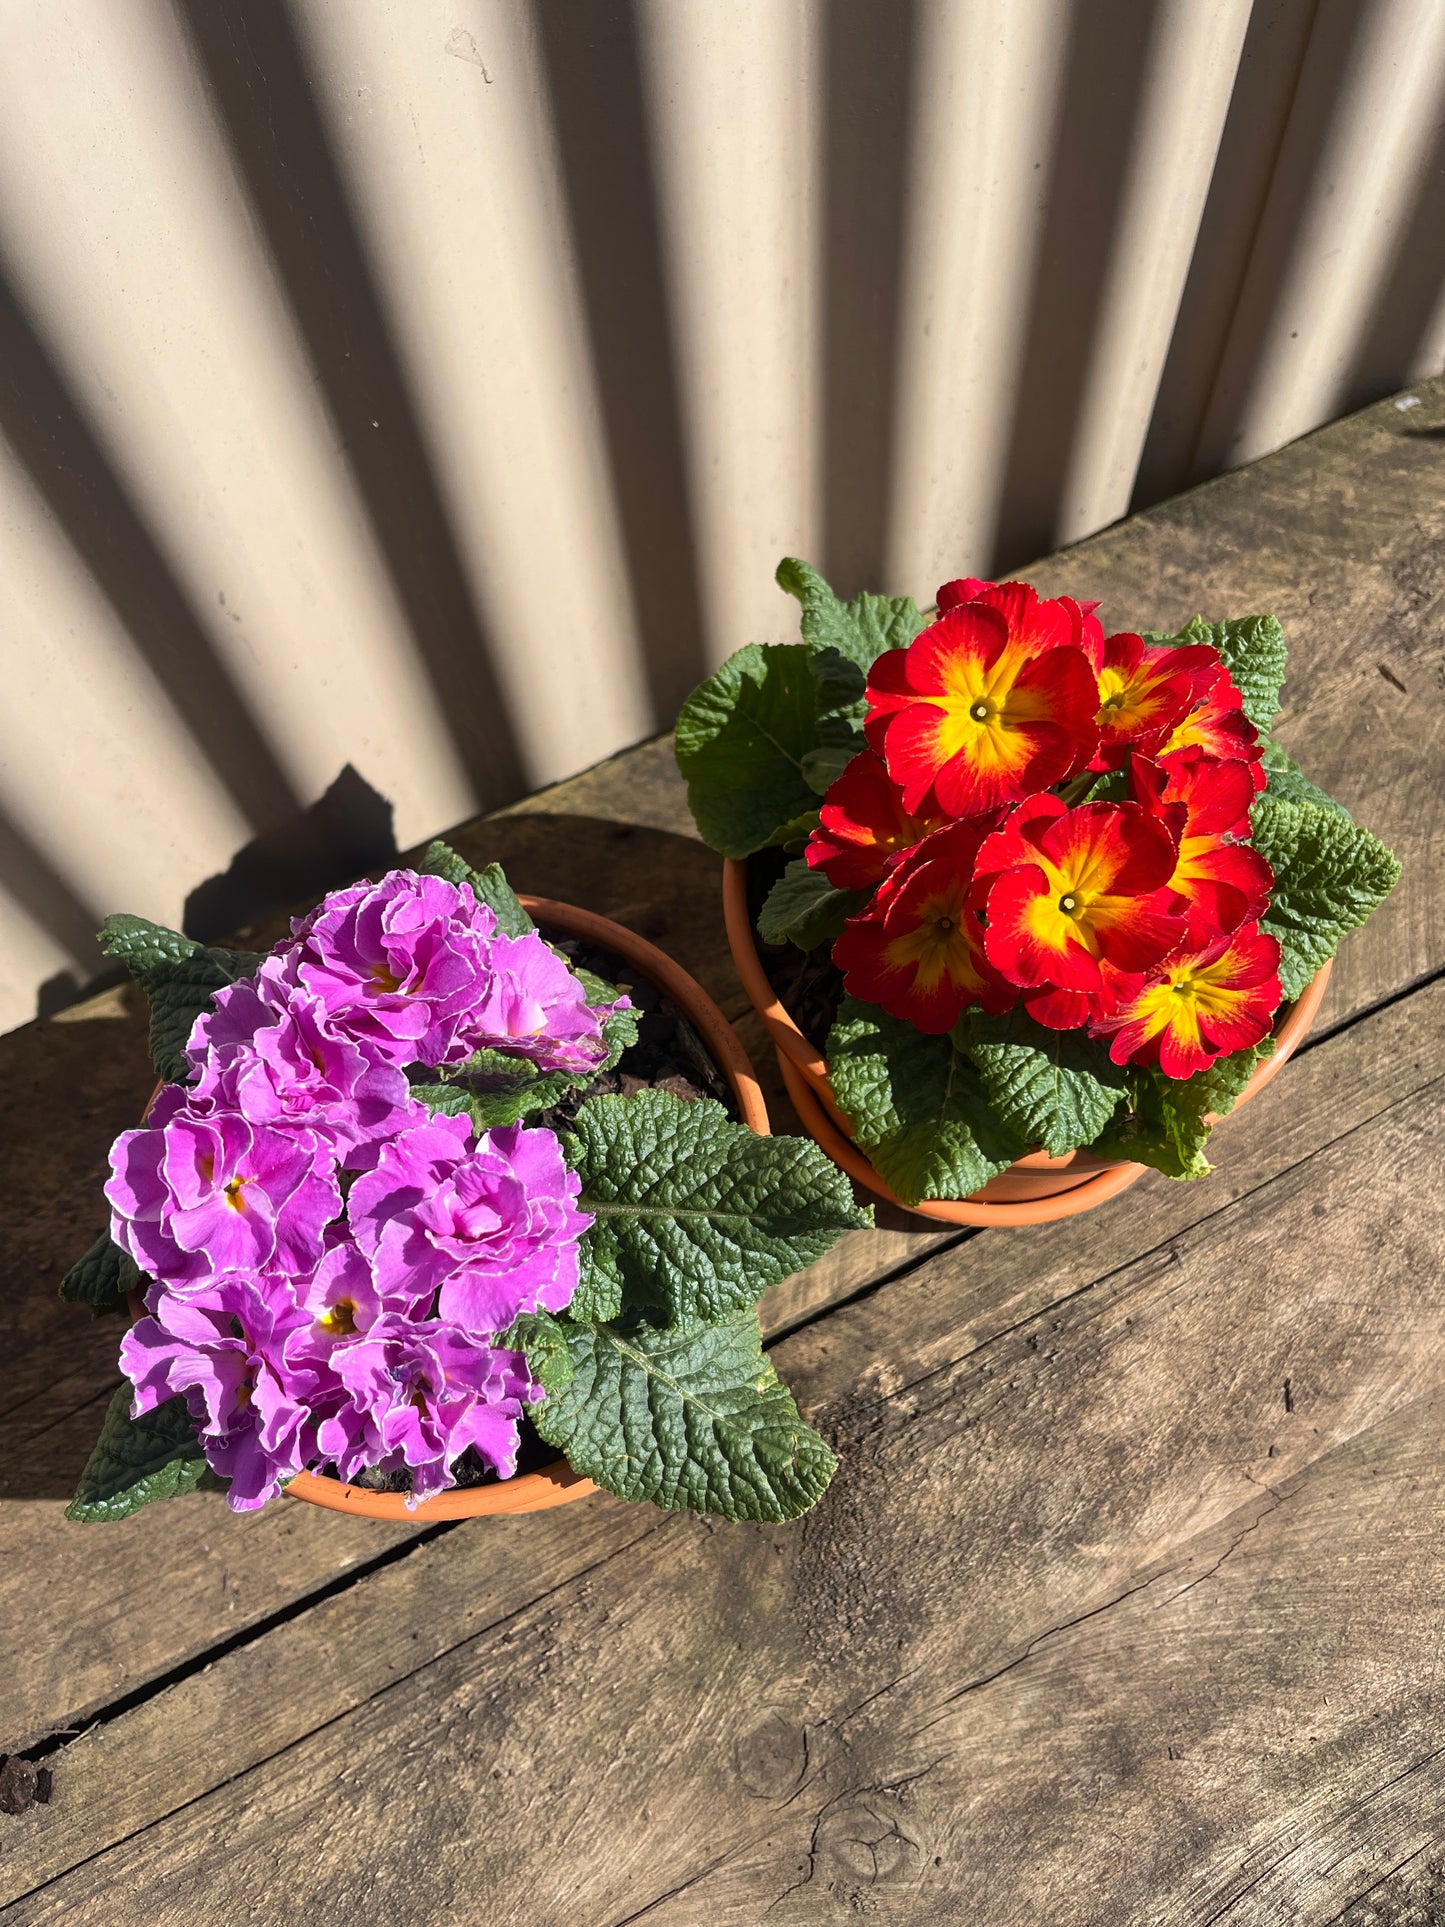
[722,854,1332,1227]
[135,893,769,1522]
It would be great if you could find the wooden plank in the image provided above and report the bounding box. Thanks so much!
[0,738,946,1750]
[1,380,1438,1807]
[653,1390,1445,1924]
[5,979,1441,1919]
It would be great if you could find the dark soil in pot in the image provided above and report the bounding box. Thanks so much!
[744,849,846,1056]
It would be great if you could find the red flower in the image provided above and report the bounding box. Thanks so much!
[1091,923,1282,1079]
[935,578,1104,667]
[805,750,945,890]
[976,794,1185,1029]
[1159,660,1265,786]
[1133,752,1273,943]
[865,590,1099,817]
[832,821,1016,1033]
[1090,633,1218,770]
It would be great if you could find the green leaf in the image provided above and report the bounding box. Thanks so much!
[826,997,1025,1206]
[67,1386,214,1522]
[1149,614,1287,733]
[505,1308,576,1396]
[1259,738,1353,819]
[140,953,236,1082]
[411,1050,603,1134]
[529,1311,837,1521]
[674,643,867,859]
[756,859,870,952]
[800,744,856,795]
[1095,1043,1273,1180]
[775,556,927,672]
[563,1092,869,1326]
[1251,790,1401,1000]
[97,914,202,973]
[99,917,262,1083]
[419,840,534,936]
[59,1233,141,1317]
[962,1007,1126,1156]
[571,967,641,1070]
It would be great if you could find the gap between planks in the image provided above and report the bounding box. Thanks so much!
[4,970,1444,1917]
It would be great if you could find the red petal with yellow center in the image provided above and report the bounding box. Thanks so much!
[1158,662,1265,785]
[978,798,1186,1008]
[805,750,946,889]
[1091,923,1282,1079]
[1090,636,1217,770]
[935,579,1103,669]
[832,821,1016,1033]
[867,605,1100,817]
[1133,753,1274,942]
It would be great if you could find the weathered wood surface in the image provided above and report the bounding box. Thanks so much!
[0,379,1441,1922]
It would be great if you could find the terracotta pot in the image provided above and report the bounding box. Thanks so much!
[723,856,1331,1229]
[134,894,769,1522]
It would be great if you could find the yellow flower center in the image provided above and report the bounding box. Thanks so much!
[318,1297,358,1337]
[369,962,402,994]
[223,1176,249,1212]
[969,700,991,723]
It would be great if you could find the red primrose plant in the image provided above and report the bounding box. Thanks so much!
[676,561,1399,1212]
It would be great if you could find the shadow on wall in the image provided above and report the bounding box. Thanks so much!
[0,264,303,836]
[183,764,399,944]
[993,0,1164,572]
[1346,103,1445,415]
[534,0,709,726]
[5,0,1445,1034]
[821,0,920,596]
[177,0,526,811]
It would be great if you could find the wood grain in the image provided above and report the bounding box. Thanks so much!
[5,992,1441,1922]
[1,382,1440,1917]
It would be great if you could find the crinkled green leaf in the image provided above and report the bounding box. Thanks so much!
[1251,790,1401,1000]
[563,1092,869,1326]
[1095,1042,1273,1180]
[775,556,927,672]
[1148,614,1287,733]
[756,859,870,952]
[571,968,641,1070]
[97,914,202,973]
[505,1308,576,1396]
[409,1061,581,1131]
[67,1386,214,1522]
[141,953,237,1083]
[529,1311,836,1521]
[99,917,262,1083]
[827,996,1025,1206]
[674,643,867,859]
[1259,737,1353,819]
[419,840,534,937]
[962,1007,1126,1156]
[59,1232,142,1317]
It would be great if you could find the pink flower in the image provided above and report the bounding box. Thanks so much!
[315,1315,537,1503]
[464,927,624,1076]
[119,1274,321,1509]
[186,968,414,1168]
[284,870,499,1067]
[347,1112,591,1334]
[106,1092,340,1287]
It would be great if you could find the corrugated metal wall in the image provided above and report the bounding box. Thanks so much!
[2,0,1443,1033]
